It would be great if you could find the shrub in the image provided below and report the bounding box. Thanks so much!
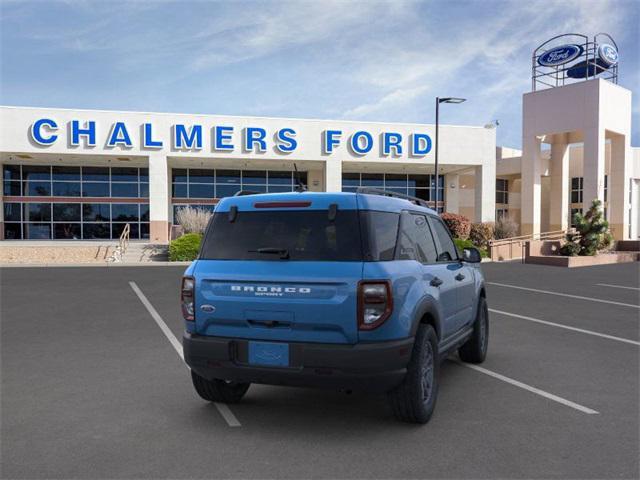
[169,233,202,261]
[440,213,471,240]
[469,222,495,248]
[175,206,213,235]
[454,238,488,258]
[494,216,519,239]
[560,199,613,256]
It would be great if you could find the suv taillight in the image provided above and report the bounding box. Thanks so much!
[181,276,195,321]
[358,281,393,330]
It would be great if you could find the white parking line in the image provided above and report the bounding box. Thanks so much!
[129,281,242,428]
[453,361,599,415]
[596,283,640,291]
[489,308,640,346]
[488,282,640,309]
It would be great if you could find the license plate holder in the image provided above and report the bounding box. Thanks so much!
[248,341,289,367]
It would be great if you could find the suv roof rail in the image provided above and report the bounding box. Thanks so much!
[356,187,431,209]
[233,190,262,196]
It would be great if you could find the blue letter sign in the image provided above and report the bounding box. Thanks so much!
[30,118,58,145]
[214,126,234,151]
[143,123,163,148]
[107,122,132,147]
[323,130,342,154]
[350,131,373,155]
[411,133,432,156]
[173,124,203,150]
[244,127,267,152]
[71,120,96,147]
[275,128,297,153]
[383,132,403,156]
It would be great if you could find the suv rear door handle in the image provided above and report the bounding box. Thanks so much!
[455,273,465,281]
[430,277,443,287]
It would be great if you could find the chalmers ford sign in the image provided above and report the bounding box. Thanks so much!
[28,118,434,157]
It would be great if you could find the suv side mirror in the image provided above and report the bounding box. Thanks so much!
[462,247,482,263]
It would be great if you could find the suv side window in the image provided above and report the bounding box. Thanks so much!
[428,216,458,262]
[396,212,438,263]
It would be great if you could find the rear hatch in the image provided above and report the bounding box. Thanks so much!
[194,193,363,344]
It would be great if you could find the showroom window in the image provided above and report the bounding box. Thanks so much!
[3,164,149,240]
[170,168,307,224]
[3,202,149,240]
[171,168,306,199]
[2,164,149,198]
[341,172,444,212]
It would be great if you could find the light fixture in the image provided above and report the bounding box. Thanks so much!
[438,97,466,104]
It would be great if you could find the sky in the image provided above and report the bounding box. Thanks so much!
[1,0,638,148]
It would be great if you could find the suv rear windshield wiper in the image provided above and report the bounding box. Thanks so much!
[248,247,290,259]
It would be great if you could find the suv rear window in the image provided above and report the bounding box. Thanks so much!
[200,210,363,261]
[200,209,403,262]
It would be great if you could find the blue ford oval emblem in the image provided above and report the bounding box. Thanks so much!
[538,44,583,67]
[598,44,618,66]
[200,304,215,313]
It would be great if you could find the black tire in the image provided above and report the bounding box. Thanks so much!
[191,371,250,403]
[387,324,439,424]
[458,296,489,364]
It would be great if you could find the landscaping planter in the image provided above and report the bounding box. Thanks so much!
[525,252,639,267]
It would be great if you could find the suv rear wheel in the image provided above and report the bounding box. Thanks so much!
[387,324,439,424]
[458,296,489,363]
[191,371,250,403]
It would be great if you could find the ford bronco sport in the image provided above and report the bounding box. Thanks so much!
[182,189,488,423]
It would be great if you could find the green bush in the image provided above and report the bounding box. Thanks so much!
[169,233,202,261]
[560,199,613,256]
[454,238,488,258]
[440,213,471,240]
[469,222,495,248]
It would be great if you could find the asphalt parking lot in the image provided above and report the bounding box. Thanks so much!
[1,261,638,479]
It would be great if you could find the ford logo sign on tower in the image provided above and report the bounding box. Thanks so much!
[537,44,583,67]
[598,43,618,66]
[532,33,619,91]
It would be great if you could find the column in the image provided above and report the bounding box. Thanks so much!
[474,163,495,223]
[306,169,324,192]
[609,134,631,240]
[445,173,459,214]
[582,126,605,211]
[521,135,542,236]
[148,153,170,244]
[324,159,342,193]
[549,134,570,231]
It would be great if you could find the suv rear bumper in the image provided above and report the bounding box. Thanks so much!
[183,332,413,393]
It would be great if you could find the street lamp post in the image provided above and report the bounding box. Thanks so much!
[435,97,466,211]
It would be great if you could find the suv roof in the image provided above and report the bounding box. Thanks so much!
[214,191,438,215]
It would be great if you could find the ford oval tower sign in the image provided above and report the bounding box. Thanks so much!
[537,44,583,67]
[532,33,619,91]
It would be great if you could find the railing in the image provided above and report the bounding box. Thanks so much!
[106,223,131,263]
[488,229,572,262]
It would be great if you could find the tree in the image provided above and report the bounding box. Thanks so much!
[560,199,613,256]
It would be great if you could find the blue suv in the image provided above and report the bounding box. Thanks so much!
[182,189,488,423]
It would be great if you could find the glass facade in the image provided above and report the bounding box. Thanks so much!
[341,172,445,211]
[496,178,508,204]
[570,177,583,203]
[171,168,308,224]
[3,164,149,240]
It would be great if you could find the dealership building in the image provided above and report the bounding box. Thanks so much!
[0,34,638,246]
[0,107,498,243]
